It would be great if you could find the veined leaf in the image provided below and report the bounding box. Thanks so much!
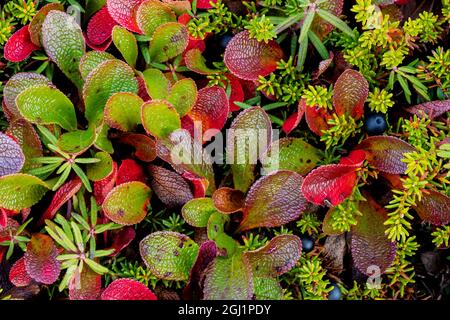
[0,174,49,210]
[148,22,189,63]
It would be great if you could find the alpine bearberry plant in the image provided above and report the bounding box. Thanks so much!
[0,0,449,301]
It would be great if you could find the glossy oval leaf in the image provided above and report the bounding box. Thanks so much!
[104,92,143,131]
[245,234,302,277]
[3,72,52,120]
[136,0,176,37]
[16,85,77,131]
[414,189,450,226]
[83,59,139,124]
[224,31,283,81]
[142,68,171,100]
[139,231,199,280]
[167,78,197,116]
[57,126,96,155]
[149,22,189,63]
[226,107,272,192]
[141,100,181,139]
[4,25,39,63]
[107,0,144,33]
[29,3,65,46]
[355,136,415,174]
[87,6,118,46]
[112,25,138,67]
[333,69,369,119]
[0,174,49,210]
[79,51,115,80]
[185,48,220,75]
[182,197,216,227]
[262,138,321,175]
[351,198,396,275]
[42,11,86,89]
[103,181,151,225]
[116,133,157,162]
[87,152,114,181]
[239,171,307,231]
[212,187,245,214]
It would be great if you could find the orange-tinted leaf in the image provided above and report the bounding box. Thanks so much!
[414,190,450,226]
[106,0,144,33]
[351,198,396,275]
[305,104,331,136]
[239,171,307,231]
[333,69,368,119]
[225,74,244,112]
[4,26,39,62]
[182,172,208,198]
[29,3,64,46]
[101,278,157,300]
[9,257,32,287]
[355,136,415,174]
[187,86,229,142]
[224,31,283,81]
[148,164,193,207]
[87,6,118,46]
[24,234,61,285]
[116,133,157,162]
[212,187,245,214]
[39,177,82,225]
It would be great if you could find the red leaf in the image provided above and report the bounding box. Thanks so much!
[85,34,113,51]
[4,25,39,62]
[224,31,283,81]
[116,159,146,185]
[313,52,334,80]
[0,218,19,243]
[94,161,118,205]
[195,0,217,9]
[339,150,366,166]
[355,136,415,174]
[182,172,208,198]
[101,278,157,300]
[0,209,7,228]
[239,79,257,100]
[406,100,450,120]
[9,257,32,287]
[414,190,450,226]
[225,74,244,112]
[187,86,229,142]
[178,13,191,25]
[39,177,82,225]
[106,227,136,257]
[351,197,396,275]
[69,266,102,300]
[116,133,157,162]
[302,155,364,206]
[106,0,144,33]
[136,76,151,101]
[148,165,193,207]
[24,234,61,285]
[333,69,369,119]
[87,6,118,46]
[239,171,307,231]
[282,99,306,134]
[305,105,332,136]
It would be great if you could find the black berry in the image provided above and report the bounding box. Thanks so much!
[365,113,387,135]
[301,236,314,253]
[328,284,342,300]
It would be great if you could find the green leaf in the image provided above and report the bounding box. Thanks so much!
[142,68,171,100]
[0,174,49,210]
[316,8,354,38]
[86,152,113,181]
[79,51,115,80]
[207,211,238,257]
[102,181,152,225]
[136,0,176,37]
[262,138,321,175]
[104,92,143,132]
[141,100,181,139]
[182,198,217,228]
[42,11,85,89]
[148,22,189,63]
[139,231,199,281]
[167,79,197,116]
[57,126,96,155]
[253,277,283,300]
[85,258,110,275]
[226,107,272,192]
[94,125,114,154]
[83,59,139,124]
[299,9,315,44]
[184,49,220,75]
[112,26,139,68]
[16,85,77,131]
[203,251,253,300]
